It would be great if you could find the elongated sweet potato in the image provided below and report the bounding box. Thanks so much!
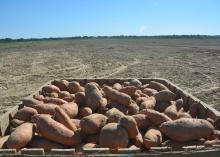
[80,114,107,135]
[154,90,176,102]
[32,114,82,146]
[108,102,128,114]
[140,109,172,126]
[0,136,9,149]
[68,81,84,94]
[105,108,125,123]
[6,123,34,149]
[139,97,156,110]
[28,136,64,152]
[13,107,38,121]
[75,92,86,106]
[60,102,78,118]
[99,123,129,149]
[144,127,162,149]
[22,98,43,107]
[120,116,139,139]
[85,83,106,111]
[164,103,178,120]
[11,119,25,128]
[79,107,93,117]
[103,85,132,106]
[132,114,151,129]
[52,79,69,91]
[147,81,168,91]
[43,97,67,105]
[54,107,77,131]
[42,85,60,93]
[119,86,137,97]
[142,88,158,96]
[160,118,214,142]
[32,103,57,115]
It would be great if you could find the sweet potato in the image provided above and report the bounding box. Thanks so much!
[54,107,77,131]
[119,86,137,96]
[103,85,132,106]
[32,114,82,146]
[0,136,9,149]
[43,97,67,105]
[45,92,59,98]
[154,101,171,112]
[176,98,183,111]
[42,85,60,93]
[132,114,151,129]
[62,95,75,102]
[28,136,64,152]
[123,81,131,87]
[139,97,156,110]
[58,91,71,99]
[33,95,44,101]
[142,88,158,96]
[68,81,83,94]
[130,79,142,88]
[14,107,38,121]
[189,103,199,118]
[75,92,86,106]
[86,134,99,144]
[79,107,92,117]
[6,123,34,149]
[144,127,162,149]
[32,103,57,115]
[113,83,122,90]
[108,102,128,114]
[154,90,176,102]
[177,112,192,119]
[160,118,214,142]
[11,119,25,128]
[133,132,144,148]
[164,103,178,120]
[80,113,107,135]
[51,79,69,91]
[147,81,168,91]
[136,97,149,105]
[60,102,78,118]
[97,98,108,114]
[99,123,129,149]
[140,109,172,126]
[85,83,106,111]
[22,98,43,107]
[71,119,81,129]
[128,101,139,115]
[105,108,125,123]
[120,116,139,139]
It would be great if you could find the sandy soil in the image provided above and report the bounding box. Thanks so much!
[0,38,220,114]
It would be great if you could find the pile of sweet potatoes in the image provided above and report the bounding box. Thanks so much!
[1,79,220,153]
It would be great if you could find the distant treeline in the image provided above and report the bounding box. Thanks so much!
[0,35,220,43]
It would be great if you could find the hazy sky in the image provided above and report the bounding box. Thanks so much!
[0,0,220,38]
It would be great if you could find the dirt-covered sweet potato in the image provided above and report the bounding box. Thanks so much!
[0,136,9,149]
[119,116,139,139]
[119,86,137,97]
[99,123,129,149]
[51,79,69,91]
[147,81,169,91]
[43,97,67,105]
[60,102,78,118]
[113,83,122,90]
[105,108,125,123]
[32,114,82,146]
[54,107,77,131]
[154,90,176,102]
[103,85,132,106]
[132,114,151,129]
[164,103,178,120]
[42,85,60,94]
[13,107,38,121]
[140,109,172,126]
[6,123,34,149]
[28,136,64,152]
[68,81,84,94]
[139,97,156,110]
[85,83,107,111]
[75,92,86,106]
[79,107,93,117]
[144,127,162,149]
[159,118,214,142]
[142,88,158,96]
[11,119,25,128]
[80,113,107,135]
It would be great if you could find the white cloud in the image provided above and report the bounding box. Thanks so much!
[139,25,146,33]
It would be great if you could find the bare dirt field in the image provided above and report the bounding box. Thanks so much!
[0,38,220,114]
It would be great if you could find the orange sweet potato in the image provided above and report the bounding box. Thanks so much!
[13,107,38,121]
[22,98,43,107]
[32,114,82,146]
[140,109,172,126]
[85,83,107,111]
[51,79,69,91]
[43,97,67,105]
[160,118,214,142]
[32,103,57,115]
[42,85,60,93]
[54,107,77,131]
[79,107,93,117]
[99,123,129,149]
[103,85,132,106]
[139,97,156,110]
[6,123,34,149]
[80,113,107,135]
[147,81,168,91]
[144,127,162,149]
[154,90,176,102]
[60,102,78,118]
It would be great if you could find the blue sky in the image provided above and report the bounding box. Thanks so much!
[0,0,220,38]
